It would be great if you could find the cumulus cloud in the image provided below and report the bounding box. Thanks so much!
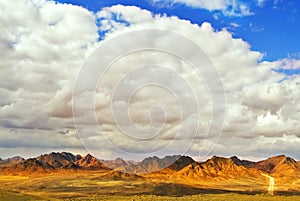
[0,0,98,154]
[0,1,299,160]
[91,5,300,159]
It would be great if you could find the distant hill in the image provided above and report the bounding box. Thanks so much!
[248,155,300,176]
[98,170,142,181]
[156,156,195,174]
[100,157,136,169]
[164,156,195,171]
[36,152,77,168]
[9,158,54,173]
[75,154,108,170]
[1,152,109,173]
[0,156,25,167]
[114,155,194,174]
[175,156,262,180]
[230,156,256,167]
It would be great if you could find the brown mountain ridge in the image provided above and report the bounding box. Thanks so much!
[1,152,299,179]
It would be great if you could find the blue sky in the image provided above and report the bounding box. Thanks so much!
[55,0,300,62]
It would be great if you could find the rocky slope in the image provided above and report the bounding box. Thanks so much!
[174,156,263,180]
[1,152,109,173]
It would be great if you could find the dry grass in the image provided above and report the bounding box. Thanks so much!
[0,172,299,201]
[64,194,300,201]
[1,191,300,201]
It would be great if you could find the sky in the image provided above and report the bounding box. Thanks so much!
[0,0,300,161]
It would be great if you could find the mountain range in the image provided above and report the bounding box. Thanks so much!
[1,152,300,195]
[1,152,299,178]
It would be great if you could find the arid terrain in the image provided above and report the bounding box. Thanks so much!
[0,152,299,200]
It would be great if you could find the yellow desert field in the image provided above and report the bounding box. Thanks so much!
[0,172,299,201]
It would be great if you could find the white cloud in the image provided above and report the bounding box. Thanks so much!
[0,2,299,160]
[230,22,241,28]
[0,0,98,150]
[190,134,300,161]
[274,58,300,70]
[242,83,286,113]
[87,5,300,159]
